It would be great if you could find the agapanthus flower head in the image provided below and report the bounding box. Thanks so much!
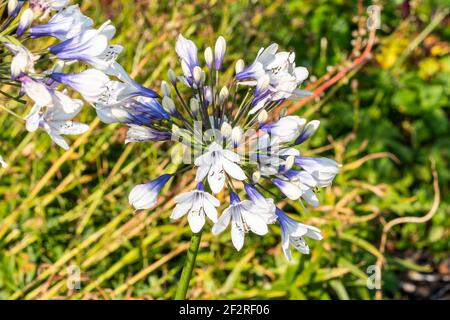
[114,34,340,261]
[1,0,149,151]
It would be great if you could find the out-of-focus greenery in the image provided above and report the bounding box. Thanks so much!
[0,0,449,300]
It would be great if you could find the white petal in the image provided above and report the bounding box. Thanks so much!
[203,192,220,207]
[222,149,240,163]
[174,191,195,204]
[295,66,309,82]
[128,183,157,210]
[244,212,268,235]
[24,104,42,132]
[48,91,83,120]
[222,158,246,181]
[188,210,205,233]
[48,131,69,150]
[231,221,245,251]
[212,208,232,235]
[281,227,292,261]
[50,121,89,135]
[301,189,319,207]
[274,179,302,200]
[170,201,192,220]
[195,165,209,182]
[203,199,218,223]
[207,162,225,194]
[194,151,213,167]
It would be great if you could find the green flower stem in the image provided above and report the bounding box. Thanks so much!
[175,230,202,300]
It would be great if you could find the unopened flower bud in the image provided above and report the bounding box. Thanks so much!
[231,126,243,147]
[220,122,232,139]
[219,86,229,102]
[168,69,177,84]
[161,80,171,97]
[257,110,268,123]
[190,98,199,114]
[193,66,203,84]
[285,155,295,171]
[235,59,245,74]
[8,0,18,16]
[162,96,176,115]
[252,171,261,184]
[204,47,213,68]
[214,36,226,70]
[16,8,34,36]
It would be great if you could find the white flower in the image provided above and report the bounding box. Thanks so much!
[261,116,306,143]
[194,142,246,194]
[295,119,320,145]
[8,0,18,16]
[125,124,171,143]
[30,4,93,40]
[237,43,311,103]
[4,43,37,79]
[50,69,109,103]
[16,8,34,36]
[20,76,53,107]
[244,184,277,224]
[24,90,89,150]
[276,208,322,260]
[171,183,220,233]
[175,34,199,76]
[49,21,121,71]
[212,192,270,251]
[294,157,341,187]
[129,174,171,210]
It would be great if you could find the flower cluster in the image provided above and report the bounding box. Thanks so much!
[114,34,341,260]
[0,0,156,150]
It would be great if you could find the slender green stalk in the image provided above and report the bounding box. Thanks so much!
[174,231,202,300]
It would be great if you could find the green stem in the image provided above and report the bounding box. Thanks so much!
[174,231,202,300]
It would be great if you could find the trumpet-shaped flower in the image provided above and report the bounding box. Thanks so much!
[24,90,89,150]
[4,43,37,80]
[125,124,171,143]
[293,157,341,187]
[261,115,306,143]
[129,174,171,210]
[175,34,199,77]
[30,5,93,40]
[194,142,246,194]
[96,97,169,125]
[212,192,272,251]
[171,182,220,233]
[49,21,119,70]
[276,208,322,260]
[236,44,310,103]
[50,69,109,103]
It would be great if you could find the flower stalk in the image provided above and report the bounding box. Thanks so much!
[175,230,203,300]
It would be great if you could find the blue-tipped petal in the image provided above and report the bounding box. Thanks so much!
[230,192,240,205]
[244,184,264,203]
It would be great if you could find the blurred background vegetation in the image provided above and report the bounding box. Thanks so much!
[0,0,449,299]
